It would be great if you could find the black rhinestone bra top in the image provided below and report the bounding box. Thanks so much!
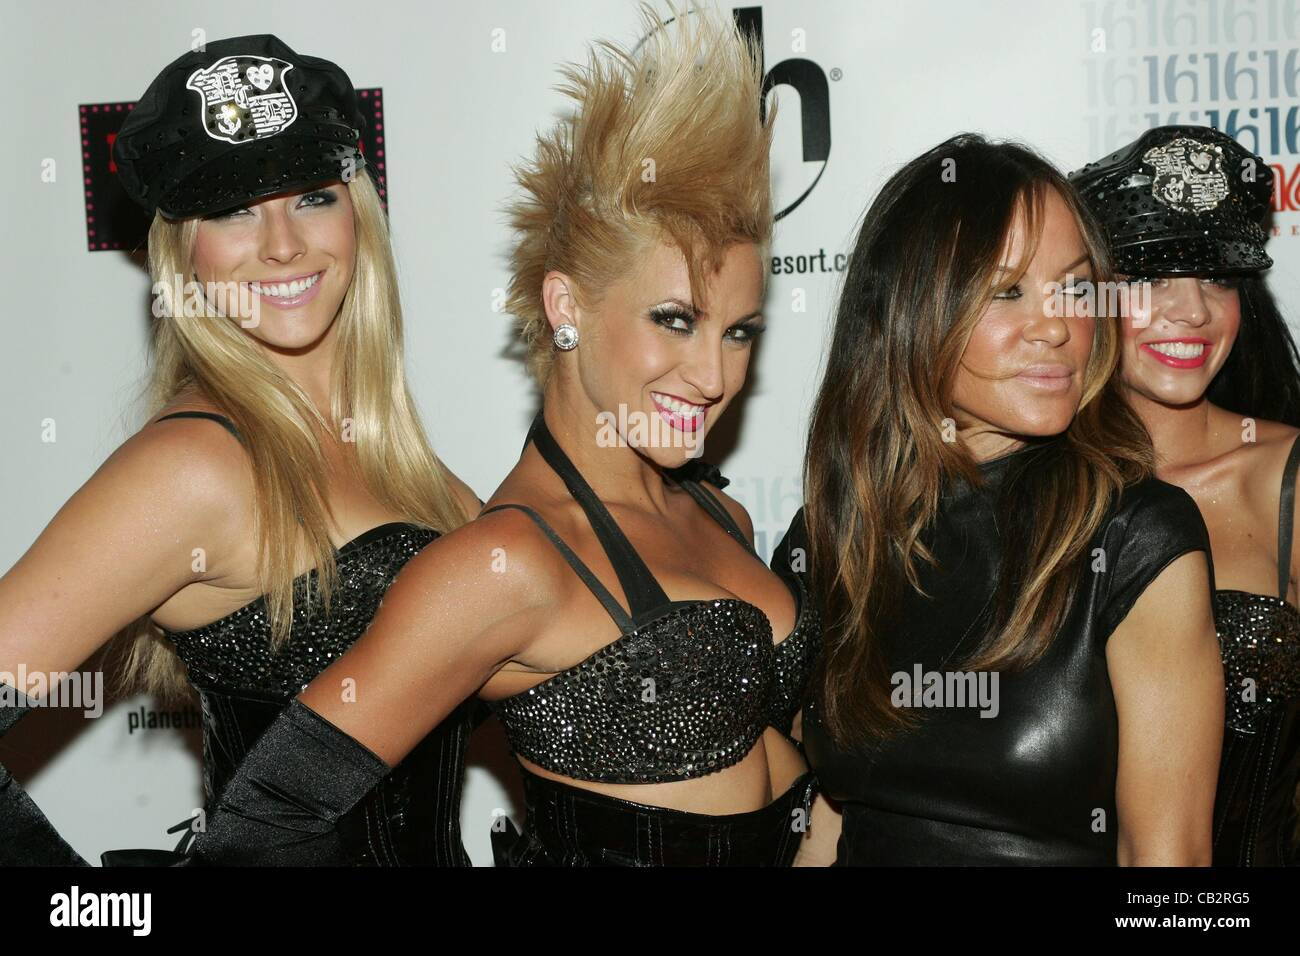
[481,411,822,786]
[489,579,820,785]
[162,522,438,696]
[1212,433,1300,734]
[1214,591,1300,734]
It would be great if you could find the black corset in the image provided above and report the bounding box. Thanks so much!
[165,521,478,866]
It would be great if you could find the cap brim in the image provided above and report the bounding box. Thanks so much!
[1111,233,1273,276]
[156,135,365,219]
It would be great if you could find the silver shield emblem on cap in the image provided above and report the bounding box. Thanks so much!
[1142,137,1230,214]
[186,55,298,144]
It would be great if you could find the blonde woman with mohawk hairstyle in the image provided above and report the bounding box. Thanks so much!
[178,3,824,867]
[0,35,482,866]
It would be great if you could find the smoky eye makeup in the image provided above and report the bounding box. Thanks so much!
[203,205,247,221]
[201,188,338,221]
[648,302,765,344]
[300,188,338,208]
[649,302,697,334]
[727,319,766,342]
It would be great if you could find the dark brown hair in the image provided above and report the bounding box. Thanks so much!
[803,133,1154,747]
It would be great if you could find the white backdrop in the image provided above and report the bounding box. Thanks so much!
[3,0,1298,865]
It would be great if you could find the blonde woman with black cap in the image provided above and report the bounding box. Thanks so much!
[166,3,822,867]
[1074,127,1300,866]
[0,35,482,865]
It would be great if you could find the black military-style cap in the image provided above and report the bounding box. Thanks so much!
[1069,125,1273,276]
[113,34,366,219]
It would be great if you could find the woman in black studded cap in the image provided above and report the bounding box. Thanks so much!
[1073,125,1300,866]
[152,3,822,867]
[0,35,484,866]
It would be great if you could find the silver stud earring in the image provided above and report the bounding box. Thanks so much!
[553,323,579,350]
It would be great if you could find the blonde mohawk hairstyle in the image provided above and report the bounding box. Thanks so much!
[505,1,775,386]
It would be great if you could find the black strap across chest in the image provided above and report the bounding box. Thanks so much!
[484,410,755,632]
[1276,432,1300,599]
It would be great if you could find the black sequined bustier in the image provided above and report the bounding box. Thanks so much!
[163,519,479,866]
[162,522,478,868]
[141,411,478,866]
[488,586,817,784]
[1212,434,1300,866]
[482,414,821,786]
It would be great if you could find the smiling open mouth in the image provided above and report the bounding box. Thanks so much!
[1141,339,1209,368]
[248,270,322,297]
[650,391,707,432]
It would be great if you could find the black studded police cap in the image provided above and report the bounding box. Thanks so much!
[1069,125,1273,276]
[113,34,366,219]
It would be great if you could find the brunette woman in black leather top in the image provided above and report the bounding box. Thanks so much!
[1074,126,1300,866]
[773,134,1223,866]
[173,6,822,867]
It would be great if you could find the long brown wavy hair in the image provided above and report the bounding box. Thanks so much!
[803,134,1154,747]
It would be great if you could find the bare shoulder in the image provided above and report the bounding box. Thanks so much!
[412,501,571,600]
[692,480,755,545]
[372,502,569,660]
[1235,418,1300,497]
[121,402,250,515]
[0,398,252,669]
[1264,419,1300,463]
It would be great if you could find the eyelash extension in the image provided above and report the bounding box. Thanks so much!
[204,189,337,221]
[650,305,764,343]
[650,304,697,335]
[728,322,766,342]
[993,278,1093,300]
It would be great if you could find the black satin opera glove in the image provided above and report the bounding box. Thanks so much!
[0,682,91,866]
[180,698,390,866]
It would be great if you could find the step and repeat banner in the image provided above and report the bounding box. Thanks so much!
[3,0,1299,865]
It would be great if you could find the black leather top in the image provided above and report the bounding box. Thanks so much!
[773,441,1213,865]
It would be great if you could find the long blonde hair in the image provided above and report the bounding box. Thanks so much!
[504,1,774,387]
[119,169,473,698]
